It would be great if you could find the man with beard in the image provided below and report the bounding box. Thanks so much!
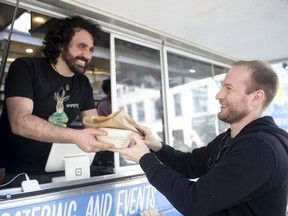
[0,16,114,187]
[112,60,288,216]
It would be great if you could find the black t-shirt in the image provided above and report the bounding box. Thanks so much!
[0,57,95,174]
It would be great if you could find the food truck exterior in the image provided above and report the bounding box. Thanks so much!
[0,0,287,215]
[0,175,181,215]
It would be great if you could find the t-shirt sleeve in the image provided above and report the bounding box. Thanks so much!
[5,58,35,99]
[80,77,96,111]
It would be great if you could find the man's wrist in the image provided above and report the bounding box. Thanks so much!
[151,141,164,152]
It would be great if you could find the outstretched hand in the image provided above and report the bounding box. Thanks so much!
[73,128,115,152]
[136,125,163,152]
[110,133,150,164]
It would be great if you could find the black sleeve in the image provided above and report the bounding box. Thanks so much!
[140,139,275,215]
[154,143,210,178]
[5,58,35,99]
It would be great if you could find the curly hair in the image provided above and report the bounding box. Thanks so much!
[42,16,102,64]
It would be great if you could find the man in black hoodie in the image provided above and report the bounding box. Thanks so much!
[112,60,288,216]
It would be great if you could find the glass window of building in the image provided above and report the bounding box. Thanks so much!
[114,37,163,167]
[167,50,229,151]
[264,62,288,132]
[136,102,145,122]
[154,98,163,120]
[192,86,208,113]
[174,93,182,116]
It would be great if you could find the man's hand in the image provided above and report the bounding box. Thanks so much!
[110,134,150,163]
[73,128,115,152]
[137,125,163,152]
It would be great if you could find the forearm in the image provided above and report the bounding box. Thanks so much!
[140,153,200,215]
[11,113,77,143]
[153,144,208,178]
[140,153,227,216]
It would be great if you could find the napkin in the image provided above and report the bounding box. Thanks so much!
[83,109,141,134]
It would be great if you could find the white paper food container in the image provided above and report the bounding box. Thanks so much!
[97,127,141,148]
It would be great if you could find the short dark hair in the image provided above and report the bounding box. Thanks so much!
[42,16,102,64]
[102,79,111,95]
[233,60,279,110]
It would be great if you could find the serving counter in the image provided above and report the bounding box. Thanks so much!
[0,171,182,215]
